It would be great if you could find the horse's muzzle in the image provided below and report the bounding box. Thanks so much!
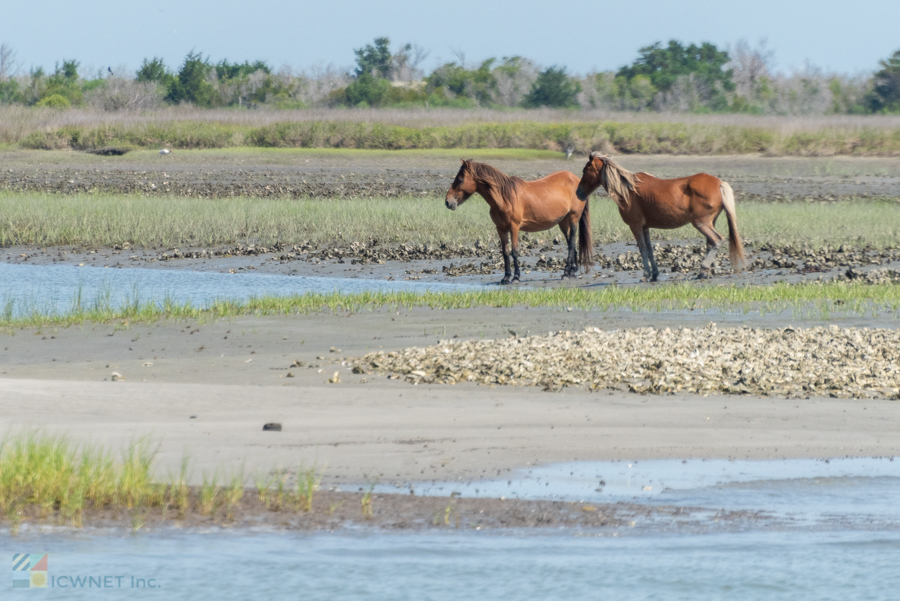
[445,199,458,211]
[575,186,587,202]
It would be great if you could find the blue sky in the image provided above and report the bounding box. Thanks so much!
[2,0,898,76]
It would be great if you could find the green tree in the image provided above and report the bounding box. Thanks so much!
[426,59,496,105]
[137,57,174,86]
[354,37,392,79]
[617,40,734,110]
[166,51,218,106]
[0,79,18,104]
[618,41,734,92]
[866,49,900,113]
[215,59,271,81]
[344,72,391,106]
[522,66,581,108]
[42,59,82,105]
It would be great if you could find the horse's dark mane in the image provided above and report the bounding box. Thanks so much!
[468,161,524,202]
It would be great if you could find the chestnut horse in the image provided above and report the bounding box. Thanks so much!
[576,153,746,281]
[445,160,591,284]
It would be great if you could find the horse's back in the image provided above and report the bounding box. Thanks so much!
[523,170,579,196]
[529,170,580,186]
[637,172,722,199]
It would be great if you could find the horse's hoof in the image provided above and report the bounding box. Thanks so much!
[695,271,710,280]
[511,277,521,284]
[500,278,511,285]
[561,273,576,280]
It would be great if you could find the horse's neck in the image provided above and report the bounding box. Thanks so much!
[475,180,510,211]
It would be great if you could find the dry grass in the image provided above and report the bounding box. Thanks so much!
[5,106,900,155]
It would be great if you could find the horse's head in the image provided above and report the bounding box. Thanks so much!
[445,160,477,210]
[576,152,607,201]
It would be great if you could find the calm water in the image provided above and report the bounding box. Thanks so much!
[0,263,479,316]
[377,457,900,529]
[4,530,900,600]
[5,458,900,599]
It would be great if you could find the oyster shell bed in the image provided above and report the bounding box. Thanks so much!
[149,239,900,278]
[354,324,900,399]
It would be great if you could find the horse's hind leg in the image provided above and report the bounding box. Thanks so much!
[642,227,659,282]
[694,221,725,279]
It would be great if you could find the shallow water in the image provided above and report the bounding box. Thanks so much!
[0,263,479,317]
[5,530,900,600]
[377,457,900,529]
[6,458,900,599]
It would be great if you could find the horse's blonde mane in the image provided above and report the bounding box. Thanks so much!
[591,152,640,211]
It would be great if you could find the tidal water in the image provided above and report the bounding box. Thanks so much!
[6,458,900,600]
[0,263,479,317]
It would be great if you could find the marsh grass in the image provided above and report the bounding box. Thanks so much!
[0,432,160,534]
[1,192,897,250]
[0,433,331,532]
[4,105,900,155]
[1,282,899,331]
[251,465,323,513]
[294,465,323,513]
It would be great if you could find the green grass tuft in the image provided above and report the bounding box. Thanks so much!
[1,282,898,331]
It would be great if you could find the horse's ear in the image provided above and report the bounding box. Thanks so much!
[460,159,465,164]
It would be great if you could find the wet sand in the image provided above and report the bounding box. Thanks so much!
[11,486,768,533]
[2,309,900,490]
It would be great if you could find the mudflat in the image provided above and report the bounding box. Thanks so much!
[2,149,900,200]
[3,308,899,487]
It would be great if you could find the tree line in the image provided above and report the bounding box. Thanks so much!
[0,38,899,114]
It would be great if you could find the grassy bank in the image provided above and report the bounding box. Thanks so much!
[0,432,322,533]
[2,283,899,330]
[1,193,897,249]
[10,118,900,156]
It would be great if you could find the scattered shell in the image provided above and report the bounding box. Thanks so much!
[328,371,341,384]
[110,372,125,381]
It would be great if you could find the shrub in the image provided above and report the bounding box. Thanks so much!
[35,94,70,108]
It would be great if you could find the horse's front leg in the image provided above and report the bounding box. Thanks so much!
[510,225,522,283]
[629,224,655,282]
[643,227,660,282]
[558,220,577,278]
[498,230,512,285]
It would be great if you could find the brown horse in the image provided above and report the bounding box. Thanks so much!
[576,153,746,281]
[445,160,591,284]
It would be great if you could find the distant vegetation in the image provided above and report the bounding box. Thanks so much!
[1,38,900,115]
[10,117,900,156]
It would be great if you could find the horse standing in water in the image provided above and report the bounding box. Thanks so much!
[576,153,746,281]
[445,160,591,284]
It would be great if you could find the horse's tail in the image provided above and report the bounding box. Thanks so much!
[720,181,746,273]
[578,197,593,272]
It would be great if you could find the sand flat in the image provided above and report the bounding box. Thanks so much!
[2,310,898,485]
